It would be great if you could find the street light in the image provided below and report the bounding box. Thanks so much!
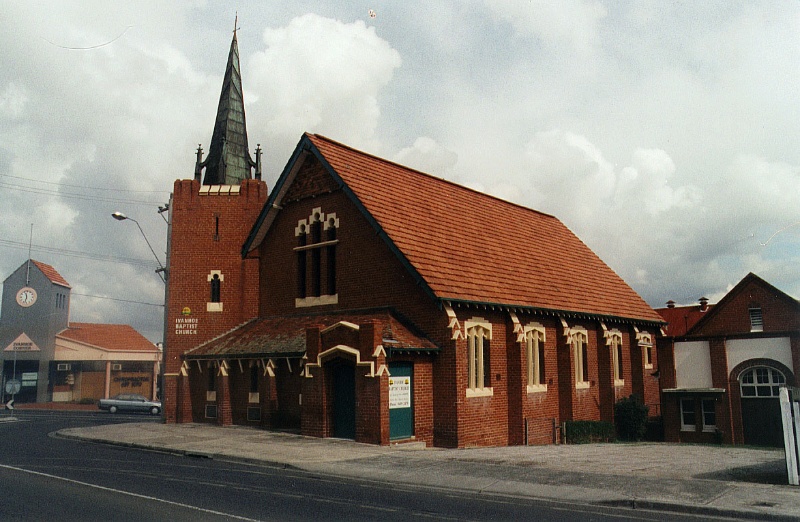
[112,209,170,407]
[112,212,167,283]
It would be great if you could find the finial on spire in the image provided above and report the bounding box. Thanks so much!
[234,12,239,37]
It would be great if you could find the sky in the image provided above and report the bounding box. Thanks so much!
[0,1,798,343]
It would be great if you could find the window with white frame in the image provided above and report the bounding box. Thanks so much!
[701,399,716,432]
[295,208,339,307]
[609,330,624,387]
[740,366,785,397]
[525,324,546,393]
[680,398,696,431]
[572,328,590,389]
[466,319,492,397]
[638,332,653,369]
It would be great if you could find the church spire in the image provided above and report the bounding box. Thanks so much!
[199,16,258,186]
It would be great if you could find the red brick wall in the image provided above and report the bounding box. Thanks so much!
[693,278,800,337]
[164,178,267,423]
[165,178,267,374]
[507,316,561,445]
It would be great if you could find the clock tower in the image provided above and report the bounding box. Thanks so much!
[0,259,71,403]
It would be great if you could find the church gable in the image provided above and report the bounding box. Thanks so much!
[283,156,340,203]
[689,273,800,337]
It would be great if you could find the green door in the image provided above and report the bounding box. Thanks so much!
[332,362,356,439]
[389,363,414,440]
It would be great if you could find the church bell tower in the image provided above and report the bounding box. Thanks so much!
[163,22,268,423]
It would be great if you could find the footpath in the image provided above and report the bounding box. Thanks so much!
[51,420,799,520]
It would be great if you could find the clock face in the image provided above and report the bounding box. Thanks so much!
[16,287,37,307]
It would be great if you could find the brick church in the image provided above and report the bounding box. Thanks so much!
[163,28,664,447]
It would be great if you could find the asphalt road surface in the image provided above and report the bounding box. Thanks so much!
[0,410,728,521]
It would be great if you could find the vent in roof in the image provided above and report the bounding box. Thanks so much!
[749,307,763,332]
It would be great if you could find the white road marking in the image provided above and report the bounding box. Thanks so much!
[0,463,261,521]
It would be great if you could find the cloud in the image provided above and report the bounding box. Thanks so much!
[393,137,458,177]
[486,0,607,56]
[247,13,402,158]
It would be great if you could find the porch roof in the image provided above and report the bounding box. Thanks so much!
[183,309,439,360]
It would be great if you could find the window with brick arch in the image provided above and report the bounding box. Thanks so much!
[294,208,340,305]
[525,324,546,392]
[609,330,624,386]
[572,328,589,388]
[466,319,492,397]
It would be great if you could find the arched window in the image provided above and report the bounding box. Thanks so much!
[525,324,546,392]
[295,208,339,306]
[465,319,492,397]
[210,274,221,303]
[740,366,785,398]
[206,271,223,312]
[608,330,624,386]
[571,328,589,388]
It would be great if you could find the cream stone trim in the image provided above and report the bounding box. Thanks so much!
[527,384,547,394]
[206,391,217,401]
[466,387,493,398]
[509,312,525,342]
[218,360,229,377]
[464,318,492,336]
[249,392,259,404]
[207,270,224,282]
[576,381,590,390]
[295,294,339,308]
[323,213,339,230]
[207,302,223,312]
[373,345,387,358]
[321,321,359,334]
[295,219,309,236]
[444,304,463,340]
[303,344,376,379]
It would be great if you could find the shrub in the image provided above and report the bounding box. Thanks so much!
[564,420,615,444]
[614,394,649,441]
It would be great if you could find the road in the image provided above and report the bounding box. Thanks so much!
[0,410,728,521]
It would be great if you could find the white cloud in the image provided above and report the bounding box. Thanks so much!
[248,14,402,155]
[486,0,607,56]
[393,137,458,177]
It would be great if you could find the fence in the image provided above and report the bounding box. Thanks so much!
[780,386,800,486]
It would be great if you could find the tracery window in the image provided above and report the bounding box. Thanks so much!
[466,319,492,397]
[295,208,339,307]
[572,328,589,388]
[525,324,546,392]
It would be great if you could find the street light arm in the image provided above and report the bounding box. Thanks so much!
[112,212,166,283]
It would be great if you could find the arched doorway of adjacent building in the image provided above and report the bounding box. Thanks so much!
[739,365,786,447]
[327,358,356,439]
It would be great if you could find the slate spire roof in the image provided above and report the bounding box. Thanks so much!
[199,21,258,186]
[245,134,664,325]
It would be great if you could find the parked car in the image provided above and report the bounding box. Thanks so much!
[98,394,161,415]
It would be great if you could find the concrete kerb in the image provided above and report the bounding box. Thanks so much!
[54,423,798,521]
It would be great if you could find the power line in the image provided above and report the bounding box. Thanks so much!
[0,238,156,269]
[0,180,165,207]
[70,292,163,307]
[0,173,170,194]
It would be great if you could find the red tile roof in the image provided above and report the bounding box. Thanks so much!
[58,323,157,352]
[655,305,713,337]
[305,134,663,324]
[32,260,70,288]
[185,311,437,359]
